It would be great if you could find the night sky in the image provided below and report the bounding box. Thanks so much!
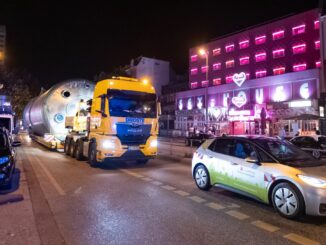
[0,0,320,87]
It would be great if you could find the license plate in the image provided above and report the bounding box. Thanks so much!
[129,146,139,150]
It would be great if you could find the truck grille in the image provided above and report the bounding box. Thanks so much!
[116,123,151,146]
[117,135,149,145]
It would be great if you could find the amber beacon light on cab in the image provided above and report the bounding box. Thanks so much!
[64,76,161,167]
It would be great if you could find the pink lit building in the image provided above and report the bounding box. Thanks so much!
[176,9,324,136]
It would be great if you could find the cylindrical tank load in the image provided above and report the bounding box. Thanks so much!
[23,79,94,143]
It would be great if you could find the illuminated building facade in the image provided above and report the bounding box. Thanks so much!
[176,9,324,136]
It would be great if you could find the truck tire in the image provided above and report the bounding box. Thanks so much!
[64,138,71,155]
[75,140,84,161]
[69,140,75,157]
[88,142,99,168]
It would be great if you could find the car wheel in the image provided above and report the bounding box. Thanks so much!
[88,143,99,168]
[75,140,84,161]
[312,149,321,159]
[194,165,211,191]
[64,138,70,155]
[272,182,304,219]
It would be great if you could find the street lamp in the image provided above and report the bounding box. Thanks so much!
[198,48,209,132]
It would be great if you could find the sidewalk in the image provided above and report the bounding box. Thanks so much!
[0,151,41,245]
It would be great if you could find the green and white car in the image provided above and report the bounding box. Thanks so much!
[192,135,326,219]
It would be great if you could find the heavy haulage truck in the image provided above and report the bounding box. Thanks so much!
[23,79,95,149]
[64,76,160,167]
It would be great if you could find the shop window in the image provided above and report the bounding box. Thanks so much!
[292,24,305,35]
[293,63,307,72]
[190,68,198,75]
[314,20,320,30]
[273,67,285,75]
[315,40,320,50]
[255,69,267,78]
[272,30,284,40]
[225,75,233,83]
[213,78,221,85]
[255,52,266,62]
[225,59,234,68]
[316,61,321,68]
[201,80,209,87]
[272,48,285,59]
[190,55,198,62]
[225,44,235,53]
[213,48,221,56]
[239,40,249,49]
[255,35,266,45]
[212,62,221,71]
[201,65,208,73]
[190,82,198,89]
[292,43,306,54]
[239,56,250,65]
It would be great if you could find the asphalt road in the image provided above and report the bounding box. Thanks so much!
[16,134,326,245]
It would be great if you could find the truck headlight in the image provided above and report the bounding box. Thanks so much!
[298,175,326,188]
[102,140,115,149]
[150,139,158,148]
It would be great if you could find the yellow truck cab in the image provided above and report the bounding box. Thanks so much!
[64,76,160,167]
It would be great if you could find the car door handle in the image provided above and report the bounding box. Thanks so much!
[231,162,239,165]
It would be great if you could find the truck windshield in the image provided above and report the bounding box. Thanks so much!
[108,89,157,118]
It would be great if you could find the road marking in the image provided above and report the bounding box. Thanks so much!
[188,195,206,203]
[283,233,320,245]
[130,173,144,178]
[226,210,249,220]
[73,187,82,195]
[161,185,176,191]
[174,190,190,197]
[227,203,240,208]
[251,220,279,232]
[205,202,225,210]
[141,177,153,182]
[151,181,163,186]
[28,155,66,196]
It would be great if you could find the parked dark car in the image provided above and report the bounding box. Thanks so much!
[185,132,215,147]
[290,135,326,159]
[0,127,20,189]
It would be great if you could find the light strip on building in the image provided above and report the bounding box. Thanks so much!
[229,110,251,116]
[289,100,312,108]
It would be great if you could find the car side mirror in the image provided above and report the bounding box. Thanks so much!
[12,141,21,147]
[245,157,260,165]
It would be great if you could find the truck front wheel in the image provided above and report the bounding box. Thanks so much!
[88,143,99,168]
[75,140,84,161]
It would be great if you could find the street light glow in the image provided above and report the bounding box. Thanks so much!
[198,48,207,56]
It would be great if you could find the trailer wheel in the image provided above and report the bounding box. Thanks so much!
[64,138,71,155]
[89,143,99,167]
[75,140,84,161]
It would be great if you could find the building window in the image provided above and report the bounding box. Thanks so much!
[255,69,267,78]
[201,65,208,73]
[239,39,249,49]
[292,43,306,54]
[272,30,284,40]
[225,44,235,53]
[225,59,234,68]
[201,80,209,87]
[292,24,305,35]
[273,67,285,75]
[314,20,320,30]
[315,40,320,50]
[293,63,307,72]
[245,73,250,80]
[255,35,266,45]
[190,68,198,75]
[191,82,198,89]
[213,48,221,56]
[272,48,285,58]
[255,52,266,62]
[212,62,221,71]
[316,61,321,68]
[190,55,198,62]
[213,78,221,85]
[225,75,233,83]
[239,56,250,65]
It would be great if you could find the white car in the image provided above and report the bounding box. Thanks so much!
[192,135,326,219]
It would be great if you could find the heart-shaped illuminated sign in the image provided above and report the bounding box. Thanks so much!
[232,72,246,87]
[232,91,247,108]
